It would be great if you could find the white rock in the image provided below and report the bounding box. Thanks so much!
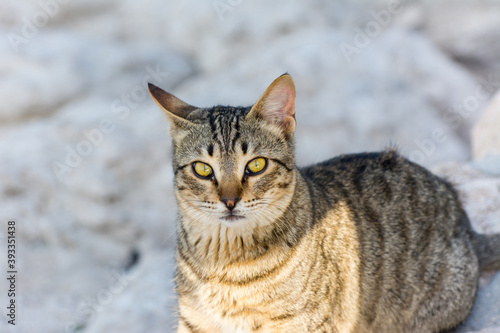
[0,29,192,124]
[420,0,500,76]
[84,251,177,333]
[472,91,500,161]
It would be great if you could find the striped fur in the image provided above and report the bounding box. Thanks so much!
[148,75,500,333]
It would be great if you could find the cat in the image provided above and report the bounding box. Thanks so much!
[148,74,500,333]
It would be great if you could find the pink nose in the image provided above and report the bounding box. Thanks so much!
[221,197,240,211]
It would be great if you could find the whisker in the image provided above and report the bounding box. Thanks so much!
[161,208,207,246]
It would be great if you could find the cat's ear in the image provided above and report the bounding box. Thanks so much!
[247,73,296,136]
[148,83,198,134]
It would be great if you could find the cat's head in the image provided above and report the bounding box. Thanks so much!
[149,74,297,230]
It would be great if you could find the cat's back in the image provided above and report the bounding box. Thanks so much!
[299,150,480,332]
[300,149,468,227]
[301,150,450,204]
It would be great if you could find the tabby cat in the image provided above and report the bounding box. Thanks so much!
[148,74,500,333]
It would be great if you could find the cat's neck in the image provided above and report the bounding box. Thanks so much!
[176,168,312,275]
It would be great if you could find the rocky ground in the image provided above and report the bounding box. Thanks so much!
[0,0,499,332]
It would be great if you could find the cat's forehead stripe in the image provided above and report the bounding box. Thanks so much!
[207,106,249,153]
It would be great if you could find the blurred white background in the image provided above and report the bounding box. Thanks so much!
[1,0,500,332]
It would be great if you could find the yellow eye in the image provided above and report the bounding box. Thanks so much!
[192,162,213,178]
[246,157,267,175]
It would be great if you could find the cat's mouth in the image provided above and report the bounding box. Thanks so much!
[221,213,244,222]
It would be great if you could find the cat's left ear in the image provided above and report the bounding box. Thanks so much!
[147,83,198,135]
[247,73,296,136]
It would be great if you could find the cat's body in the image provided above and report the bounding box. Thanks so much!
[148,74,500,333]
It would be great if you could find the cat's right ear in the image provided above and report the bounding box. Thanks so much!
[246,73,296,137]
[148,83,197,135]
